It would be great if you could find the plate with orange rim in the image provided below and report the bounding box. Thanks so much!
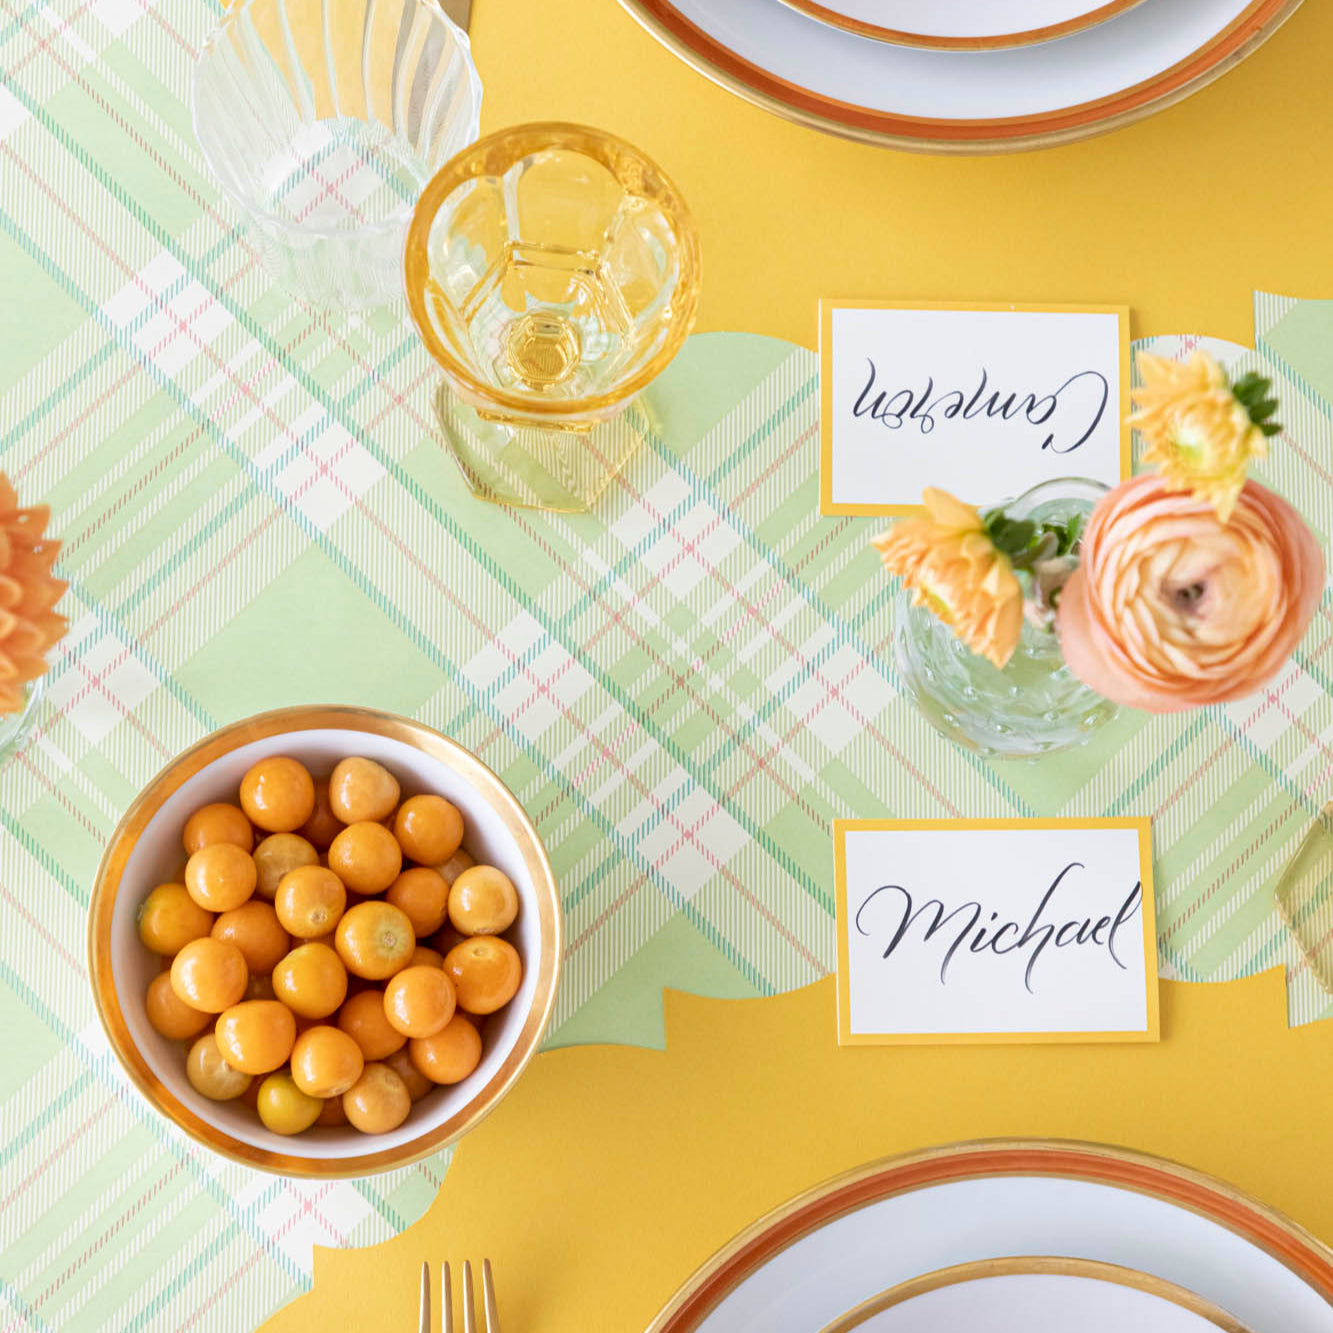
[617,0,1305,153]
[776,0,1149,51]
[644,1139,1333,1333]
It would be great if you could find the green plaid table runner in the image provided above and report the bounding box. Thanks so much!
[4,0,1333,1321]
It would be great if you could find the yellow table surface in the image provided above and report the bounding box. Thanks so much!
[263,973,1333,1331]
[474,0,1333,353]
[263,6,1333,1328]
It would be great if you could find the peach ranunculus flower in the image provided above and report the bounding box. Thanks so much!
[1129,349,1275,523]
[872,488,1023,670]
[0,473,66,714]
[1056,474,1323,712]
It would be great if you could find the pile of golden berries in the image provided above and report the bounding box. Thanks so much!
[137,753,524,1137]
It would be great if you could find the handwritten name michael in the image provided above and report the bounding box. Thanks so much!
[853,862,1141,993]
[851,358,1110,455]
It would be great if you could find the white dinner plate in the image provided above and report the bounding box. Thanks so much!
[821,1258,1248,1332]
[645,1141,1333,1333]
[618,0,1304,151]
[777,0,1148,50]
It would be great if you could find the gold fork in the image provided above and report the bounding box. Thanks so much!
[419,1260,501,1333]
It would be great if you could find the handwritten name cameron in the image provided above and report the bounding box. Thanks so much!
[851,358,1110,455]
[853,862,1141,993]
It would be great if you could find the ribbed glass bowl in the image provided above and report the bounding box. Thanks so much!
[192,0,482,310]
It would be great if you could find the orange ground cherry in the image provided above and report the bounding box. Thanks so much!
[336,989,406,1060]
[274,865,346,938]
[443,936,522,1015]
[184,842,258,913]
[239,756,316,833]
[447,865,518,937]
[214,999,297,1075]
[342,1062,411,1134]
[409,1013,483,1085]
[170,937,248,1013]
[138,882,215,956]
[145,971,210,1040]
[271,942,348,1019]
[256,1071,323,1135]
[327,821,402,895]
[328,756,400,825]
[182,802,253,856]
[393,794,464,866]
[211,900,290,975]
[186,1033,252,1101]
[385,866,449,937]
[335,900,415,980]
[290,1025,365,1098]
[383,966,456,1039]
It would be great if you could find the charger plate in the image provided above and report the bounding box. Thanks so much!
[645,1139,1333,1332]
[618,0,1305,152]
[820,1256,1249,1332]
[777,0,1148,51]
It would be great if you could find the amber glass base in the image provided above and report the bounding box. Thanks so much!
[433,385,658,513]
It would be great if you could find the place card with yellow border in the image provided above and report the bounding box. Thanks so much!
[818,300,1131,515]
[834,818,1158,1045]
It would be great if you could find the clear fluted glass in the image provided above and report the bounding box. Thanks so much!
[895,478,1119,759]
[404,123,702,511]
[192,0,481,310]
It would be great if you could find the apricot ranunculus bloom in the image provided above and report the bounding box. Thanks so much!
[871,488,1023,669]
[0,473,66,714]
[1129,350,1267,522]
[1057,474,1323,712]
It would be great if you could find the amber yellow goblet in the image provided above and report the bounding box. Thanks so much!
[404,122,702,512]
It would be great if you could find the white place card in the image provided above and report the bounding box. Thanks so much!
[819,300,1130,515]
[834,818,1158,1045]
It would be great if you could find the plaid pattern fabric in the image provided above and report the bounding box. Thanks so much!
[3,0,1333,1320]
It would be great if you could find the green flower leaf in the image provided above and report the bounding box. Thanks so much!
[984,516,1036,556]
[1225,368,1283,438]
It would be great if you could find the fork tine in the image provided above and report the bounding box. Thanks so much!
[462,1260,478,1333]
[442,1262,453,1333]
[481,1259,499,1332]
[419,1263,431,1333]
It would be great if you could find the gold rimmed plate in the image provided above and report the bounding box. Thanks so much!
[618,0,1305,153]
[777,0,1148,51]
[821,1256,1249,1332]
[88,705,563,1177]
[646,1139,1333,1331]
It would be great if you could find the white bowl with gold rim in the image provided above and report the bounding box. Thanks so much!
[88,706,561,1177]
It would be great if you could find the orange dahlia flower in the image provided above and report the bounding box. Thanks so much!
[1129,350,1270,522]
[871,488,1023,669]
[0,473,67,714]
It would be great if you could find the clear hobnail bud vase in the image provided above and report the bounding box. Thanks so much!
[895,477,1119,759]
[192,0,482,310]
